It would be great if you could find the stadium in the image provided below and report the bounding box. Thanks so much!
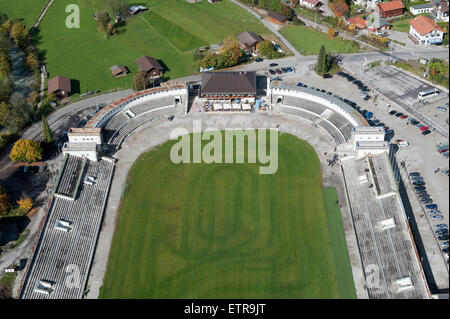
[19,72,430,299]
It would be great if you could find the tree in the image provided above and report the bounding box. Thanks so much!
[0,101,10,126]
[25,51,39,71]
[316,45,328,76]
[9,21,27,47]
[97,12,112,37]
[0,77,13,102]
[328,28,335,38]
[133,70,150,91]
[0,12,8,26]
[106,0,129,17]
[17,197,33,212]
[0,20,12,37]
[9,139,43,163]
[41,115,53,144]
[26,91,40,106]
[0,52,11,78]
[0,184,10,215]
[258,40,284,59]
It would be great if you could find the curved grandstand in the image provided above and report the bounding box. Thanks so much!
[19,75,431,299]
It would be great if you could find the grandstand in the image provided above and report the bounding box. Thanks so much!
[20,156,115,299]
[341,153,430,298]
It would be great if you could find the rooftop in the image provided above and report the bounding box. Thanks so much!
[136,56,163,72]
[48,76,71,94]
[409,15,446,36]
[378,0,405,12]
[238,31,263,48]
[201,71,257,95]
[267,11,288,23]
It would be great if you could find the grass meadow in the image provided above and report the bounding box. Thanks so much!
[33,0,270,94]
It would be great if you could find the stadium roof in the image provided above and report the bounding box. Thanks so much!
[201,71,257,95]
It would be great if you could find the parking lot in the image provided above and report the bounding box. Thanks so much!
[271,68,449,291]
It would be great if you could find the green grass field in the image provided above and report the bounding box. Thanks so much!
[100,132,355,298]
[280,25,361,55]
[0,0,48,28]
[35,0,270,94]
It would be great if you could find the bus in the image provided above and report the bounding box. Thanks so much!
[418,88,439,100]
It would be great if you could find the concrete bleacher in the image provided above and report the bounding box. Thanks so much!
[20,157,115,299]
[282,96,327,115]
[341,154,429,299]
[54,155,84,199]
[129,96,175,115]
[109,108,175,147]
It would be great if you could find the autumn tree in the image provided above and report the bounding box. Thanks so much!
[25,51,39,71]
[328,28,335,38]
[9,139,43,163]
[0,20,12,36]
[97,11,111,37]
[0,184,10,215]
[17,197,33,212]
[0,101,10,126]
[258,40,284,59]
[9,21,27,47]
[105,0,129,17]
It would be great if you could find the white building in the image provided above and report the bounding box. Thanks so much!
[299,0,321,9]
[409,14,446,45]
[351,126,389,159]
[410,3,434,15]
[63,127,103,161]
[432,0,449,21]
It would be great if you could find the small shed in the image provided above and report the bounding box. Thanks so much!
[110,64,128,78]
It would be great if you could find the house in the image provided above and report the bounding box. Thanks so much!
[346,16,367,29]
[299,0,321,9]
[410,3,434,15]
[200,71,257,102]
[431,0,449,22]
[267,11,289,25]
[377,0,405,18]
[409,14,446,45]
[136,56,164,78]
[129,5,148,15]
[48,76,71,99]
[366,13,391,33]
[110,64,128,78]
[238,31,264,51]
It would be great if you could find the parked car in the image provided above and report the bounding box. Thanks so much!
[432,215,444,220]
[286,67,293,72]
[426,204,437,209]
[438,234,449,241]
[275,69,282,75]
[411,176,423,181]
[442,242,449,248]
[443,247,449,253]
[389,110,397,115]
[400,114,408,119]
[420,126,430,132]
[421,198,433,204]
[427,210,439,215]
[255,58,263,62]
[281,67,288,73]
[436,229,449,235]
[422,130,432,136]
[413,181,425,186]
[436,106,447,112]
[434,224,448,230]
[409,172,420,177]
[268,69,276,75]
[395,112,403,117]
[270,63,278,67]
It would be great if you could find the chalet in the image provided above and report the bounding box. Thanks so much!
[267,11,288,25]
[409,15,446,45]
[110,64,128,78]
[238,31,263,51]
[377,0,405,18]
[431,0,449,22]
[48,76,71,99]
[136,56,164,78]
[299,0,321,9]
[346,16,367,29]
[366,13,390,33]
[200,71,257,102]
